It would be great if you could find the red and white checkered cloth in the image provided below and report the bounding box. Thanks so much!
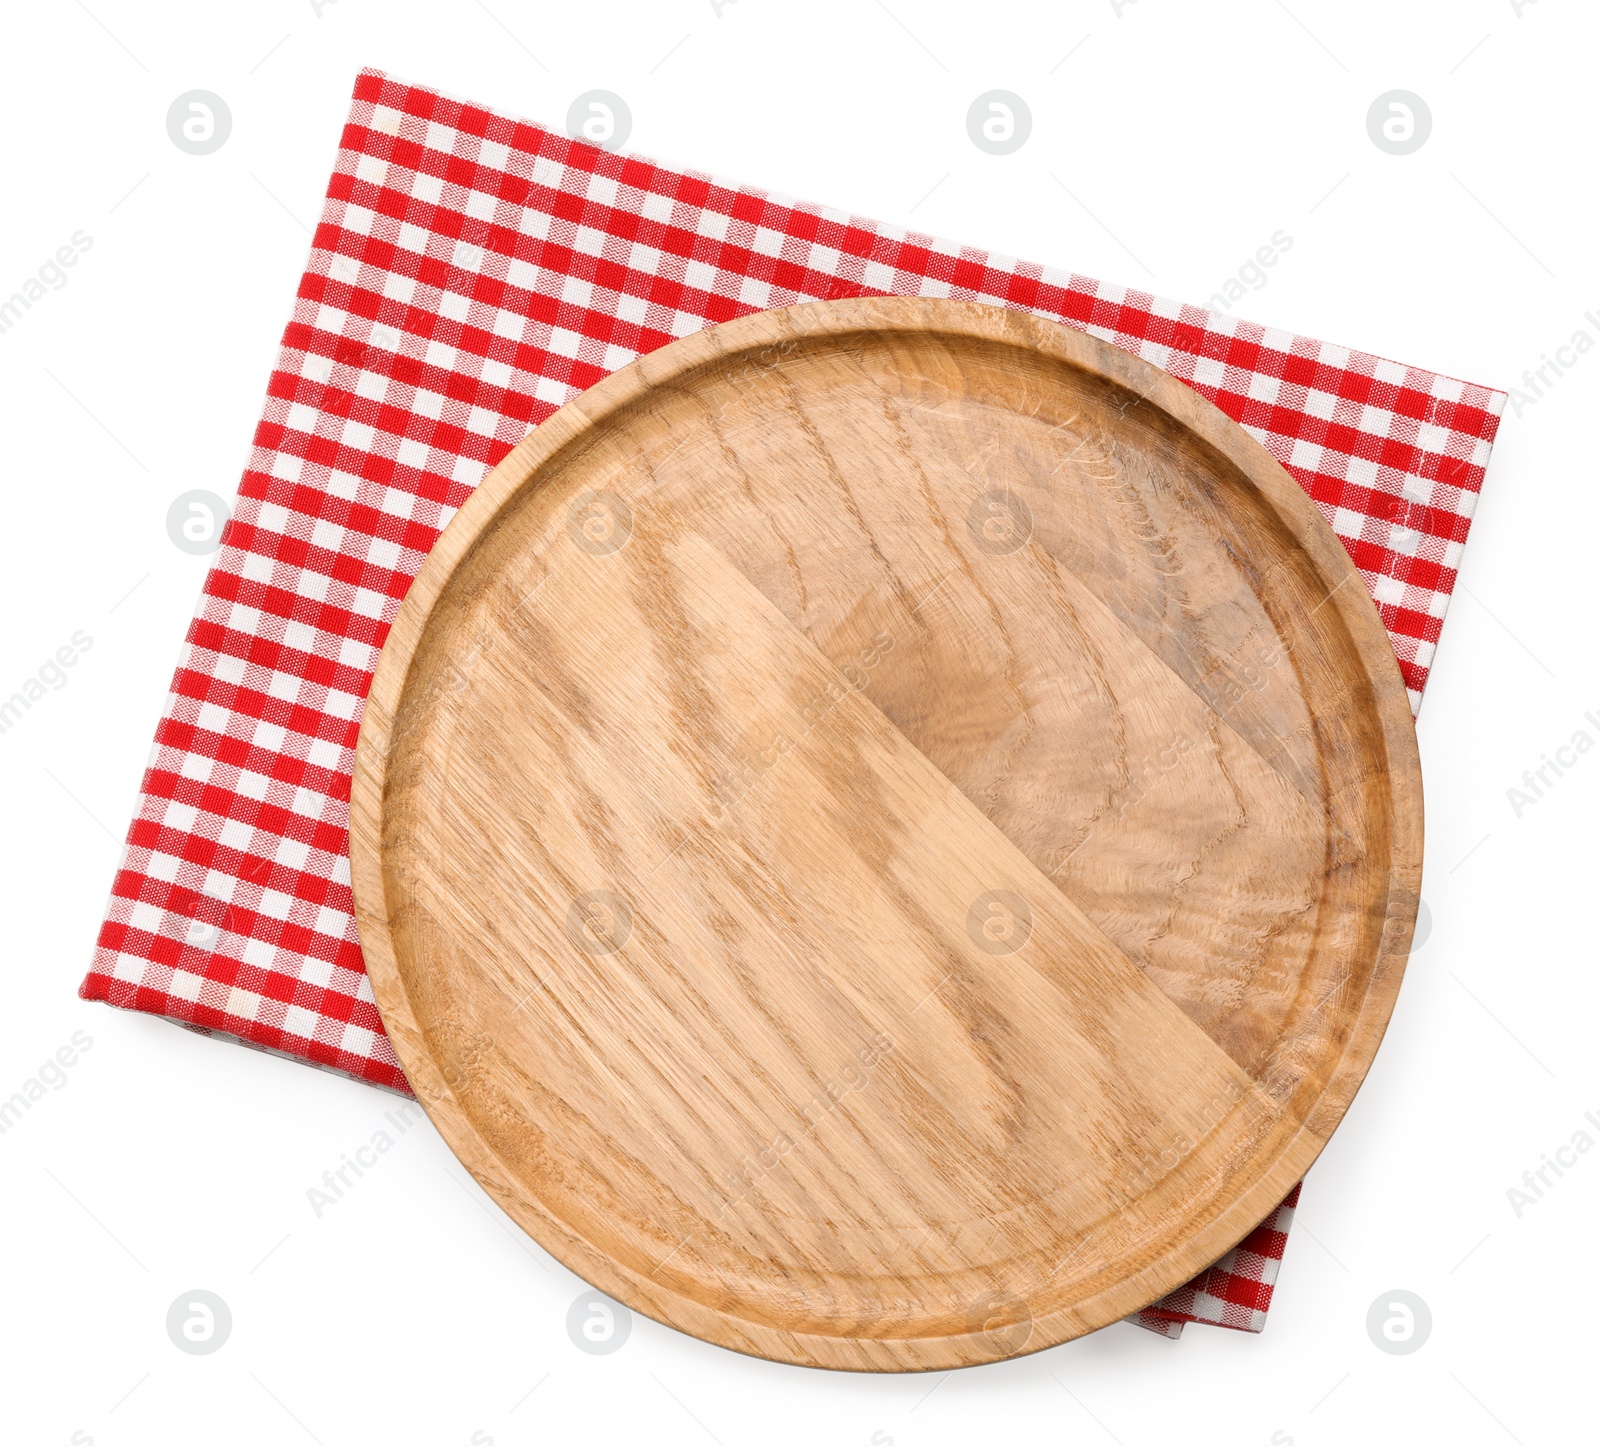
[1132,1183,1301,1337]
[81,70,1503,1337]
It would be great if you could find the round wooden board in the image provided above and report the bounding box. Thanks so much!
[351,297,1422,1371]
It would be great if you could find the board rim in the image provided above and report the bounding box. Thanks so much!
[350,296,1423,1371]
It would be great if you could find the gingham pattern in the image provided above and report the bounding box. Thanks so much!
[81,70,1504,1332]
[1133,1184,1302,1337]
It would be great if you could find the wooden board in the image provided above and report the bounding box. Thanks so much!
[350,297,1422,1371]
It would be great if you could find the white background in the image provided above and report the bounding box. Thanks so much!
[1,0,1593,1442]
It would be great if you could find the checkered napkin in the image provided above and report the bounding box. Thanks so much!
[81,69,1503,1337]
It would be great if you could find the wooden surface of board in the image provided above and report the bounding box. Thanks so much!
[350,297,1422,1371]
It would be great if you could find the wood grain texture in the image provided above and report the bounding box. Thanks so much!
[350,297,1423,1371]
